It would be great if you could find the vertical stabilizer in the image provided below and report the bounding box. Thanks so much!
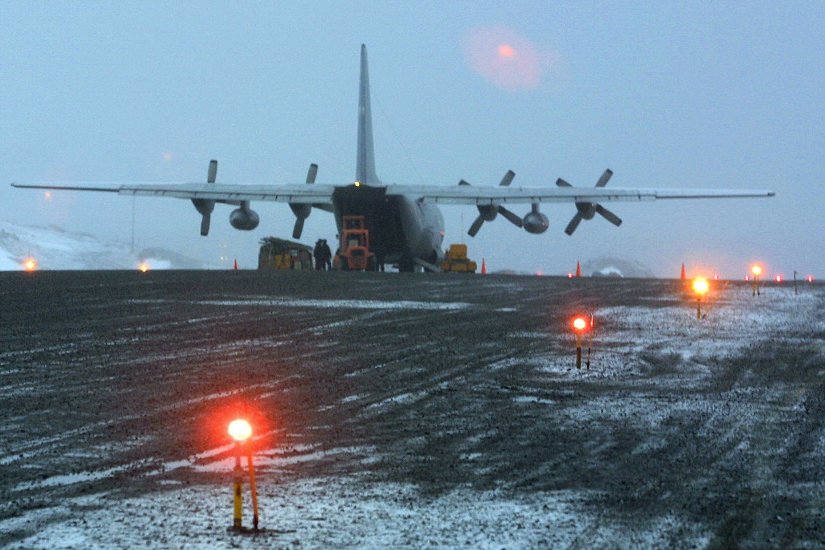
[356,44,380,185]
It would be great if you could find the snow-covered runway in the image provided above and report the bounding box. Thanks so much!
[1,271,823,548]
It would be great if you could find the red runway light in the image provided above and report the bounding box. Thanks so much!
[572,317,588,332]
[774,275,783,283]
[228,419,252,442]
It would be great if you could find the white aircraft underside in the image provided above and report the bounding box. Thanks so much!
[12,45,774,271]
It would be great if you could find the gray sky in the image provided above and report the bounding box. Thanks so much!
[2,1,823,278]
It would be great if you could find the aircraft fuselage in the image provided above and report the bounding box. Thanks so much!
[332,185,444,268]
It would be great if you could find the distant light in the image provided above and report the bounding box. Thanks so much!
[806,275,815,283]
[713,274,719,281]
[163,152,174,162]
[751,265,763,277]
[567,273,573,278]
[138,262,150,273]
[44,191,52,201]
[462,26,545,91]
[692,277,709,296]
[354,181,361,187]
[23,257,38,272]
[228,419,252,442]
[775,274,783,283]
[498,44,515,58]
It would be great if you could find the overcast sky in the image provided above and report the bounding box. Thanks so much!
[2,1,823,278]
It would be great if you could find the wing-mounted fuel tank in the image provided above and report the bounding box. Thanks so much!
[192,160,218,236]
[229,201,260,230]
[523,203,549,234]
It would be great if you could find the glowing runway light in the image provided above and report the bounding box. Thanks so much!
[751,265,763,277]
[692,277,709,295]
[23,257,38,272]
[807,275,815,283]
[138,262,150,273]
[572,317,588,332]
[775,275,783,283]
[228,419,252,442]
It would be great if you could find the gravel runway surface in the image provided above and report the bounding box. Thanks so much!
[1,271,823,548]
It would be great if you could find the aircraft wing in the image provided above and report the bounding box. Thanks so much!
[10,181,337,205]
[386,184,776,205]
[11,180,775,206]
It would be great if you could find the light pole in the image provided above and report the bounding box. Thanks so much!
[571,316,591,369]
[228,419,260,532]
[692,277,709,319]
[751,265,762,296]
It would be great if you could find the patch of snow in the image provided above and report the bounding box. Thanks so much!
[4,478,710,549]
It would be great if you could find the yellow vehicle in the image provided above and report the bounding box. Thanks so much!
[334,216,375,271]
[258,237,313,270]
[440,243,477,273]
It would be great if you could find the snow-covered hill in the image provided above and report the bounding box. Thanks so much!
[0,221,211,270]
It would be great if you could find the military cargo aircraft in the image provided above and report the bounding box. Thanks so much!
[12,45,774,272]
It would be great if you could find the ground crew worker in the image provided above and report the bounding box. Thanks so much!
[314,239,325,270]
[321,239,332,270]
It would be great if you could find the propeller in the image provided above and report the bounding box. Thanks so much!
[290,163,317,239]
[460,170,523,237]
[192,159,217,236]
[557,169,623,236]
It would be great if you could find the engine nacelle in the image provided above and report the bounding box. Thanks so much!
[229,206,260,230]
[192,198,214,216]
[290,203,311,220]
[477,204,498,222]
[576,201,597,220]
[523,205,549,234]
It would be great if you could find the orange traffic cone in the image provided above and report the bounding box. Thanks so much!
[680,263,686,281]
[481,258,487,275]
[233,258,239,270]
[575,261,582,278]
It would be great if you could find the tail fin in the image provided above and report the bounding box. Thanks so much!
[356,44,380,185]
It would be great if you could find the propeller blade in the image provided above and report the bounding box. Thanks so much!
[556,178,572,187]
[498,206,524,228]
[306,163,318,184]
[468,215,485,237]
[595,204,622,226]
[564,212,584,236]
[292,216,305,239]
[207,160,217,184]
[595,169,613,188]
[499,170,515,187]
[200,212,211,236]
